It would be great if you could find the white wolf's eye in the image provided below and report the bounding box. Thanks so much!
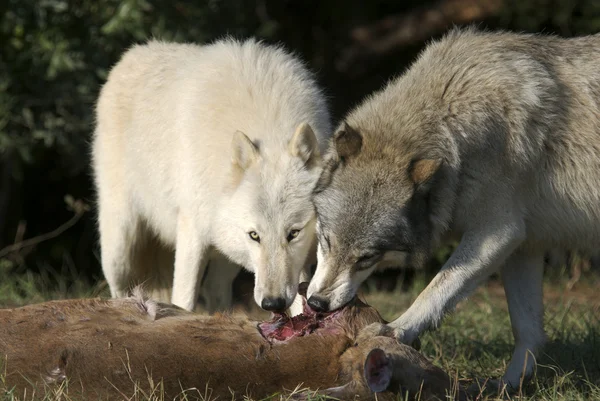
[249,231,260,243]
[287,229,300,242]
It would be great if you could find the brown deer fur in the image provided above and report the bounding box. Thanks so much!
[0,290,464,400]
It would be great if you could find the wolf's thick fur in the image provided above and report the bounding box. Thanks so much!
[93,39,331,312]
[308,27,600,389]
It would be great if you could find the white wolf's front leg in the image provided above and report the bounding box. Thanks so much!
[372,215,526,345]
[172,213,210,311]
[98,204,139,299]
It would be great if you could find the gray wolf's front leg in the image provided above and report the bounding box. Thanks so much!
[360,215,526,345]
[500,249,546,388]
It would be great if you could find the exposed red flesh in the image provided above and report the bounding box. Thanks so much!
[258,297,343,343]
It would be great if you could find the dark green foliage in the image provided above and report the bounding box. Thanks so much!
[0,0,598,282]
[0,0,263,176]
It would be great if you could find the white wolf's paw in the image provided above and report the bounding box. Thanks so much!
[356,323,421,350]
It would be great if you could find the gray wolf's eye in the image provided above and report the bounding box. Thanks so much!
[287,229,300,242]
[249,231,260,243]
[355,252,381,270]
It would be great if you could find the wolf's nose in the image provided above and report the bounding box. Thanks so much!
[307,296,329,312]
[261,297,286,312]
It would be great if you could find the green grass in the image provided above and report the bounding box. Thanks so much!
[0,260,109,307]
[363,271,600,400]
[1,264,600,401]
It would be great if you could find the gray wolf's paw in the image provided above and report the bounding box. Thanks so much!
[356,322,421,350]
[356,322,394,344]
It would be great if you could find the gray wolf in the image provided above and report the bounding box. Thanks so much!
[307,27,600,389]
[92,38,331,312]
[0,287,465,401]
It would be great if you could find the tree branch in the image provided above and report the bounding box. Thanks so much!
[336,0,504,74]
[0,196,89,259]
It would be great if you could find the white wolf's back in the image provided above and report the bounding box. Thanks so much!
[93,38,330,244]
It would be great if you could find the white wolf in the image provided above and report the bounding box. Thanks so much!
[92,38,331,312]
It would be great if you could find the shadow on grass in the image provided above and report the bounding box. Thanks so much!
[539,322,600,385]
[463,318,600,398]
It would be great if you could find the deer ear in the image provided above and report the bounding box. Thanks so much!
[334,122,362,159]
[289,122,320,166]
[232,131,259,170]
[364,348,392,393]
[409,158,441,185]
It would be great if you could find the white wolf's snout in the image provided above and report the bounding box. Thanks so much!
[250,218,318,313]
[254,273,299,312]
[251,247,304,312]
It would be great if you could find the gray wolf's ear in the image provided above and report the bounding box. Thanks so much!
[289,122,320,166]
[334,122,362,160]
[232,131,259,170]
[364,348,392,393]
[409,158,441,185]
[313,122,361,194]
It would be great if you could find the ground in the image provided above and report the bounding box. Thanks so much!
[1,264,599,401]
[367,272,600,401]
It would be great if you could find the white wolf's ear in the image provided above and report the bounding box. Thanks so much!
[232,131,259,170]
[409,158,441,185]
[289,122,320,166]
[364,348,392,393]
[333,122,362,160]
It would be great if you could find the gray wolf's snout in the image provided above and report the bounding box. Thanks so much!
[261,297,287,312]
[307,295,330,312]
